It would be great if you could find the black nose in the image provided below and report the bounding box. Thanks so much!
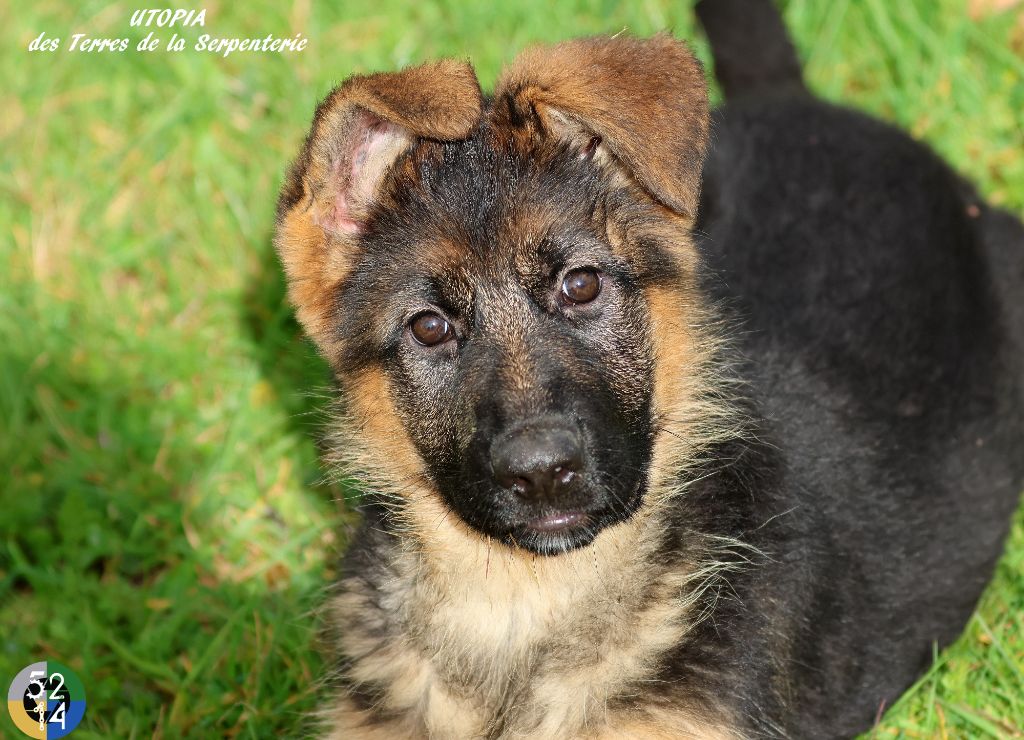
[491,422,583,501]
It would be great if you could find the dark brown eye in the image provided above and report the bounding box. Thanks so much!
[410,312,453,346]
[561,268,602,305]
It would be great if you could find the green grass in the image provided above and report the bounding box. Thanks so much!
[1,1,1022,737]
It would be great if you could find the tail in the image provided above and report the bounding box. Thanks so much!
[695,0,806,99]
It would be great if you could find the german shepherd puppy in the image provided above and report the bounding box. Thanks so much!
[274,0,1024,736]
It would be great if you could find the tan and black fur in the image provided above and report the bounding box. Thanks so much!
[274,2,1024,738]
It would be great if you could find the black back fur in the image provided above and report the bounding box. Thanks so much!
[693,0,1024,734]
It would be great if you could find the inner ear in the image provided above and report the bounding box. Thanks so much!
[580,135,602,161]
[320,111,413,235]
[543,107,606,164]
[291,58,482,240]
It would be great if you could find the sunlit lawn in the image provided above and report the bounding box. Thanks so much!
[2,1,1022,736]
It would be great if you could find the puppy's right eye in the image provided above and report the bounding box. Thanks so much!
[561,268,602,305]
[410,312,454,346]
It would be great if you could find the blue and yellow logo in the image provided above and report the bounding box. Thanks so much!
[7,662,86,738]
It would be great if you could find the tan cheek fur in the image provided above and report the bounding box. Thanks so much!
[647,285,706,492]
[604,213,734,506]
[275,203,356,359]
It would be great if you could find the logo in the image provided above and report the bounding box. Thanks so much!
[7,662,86,738]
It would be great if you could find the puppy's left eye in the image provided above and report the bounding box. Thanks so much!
[410,312,454,346]
[561,268,602,305]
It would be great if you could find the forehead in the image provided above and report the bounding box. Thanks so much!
[360,120,607,279]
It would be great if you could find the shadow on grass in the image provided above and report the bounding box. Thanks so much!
[240,235,335,446]
[0,333,335,737]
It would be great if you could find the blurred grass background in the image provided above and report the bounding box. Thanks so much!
[1,1,1022,737]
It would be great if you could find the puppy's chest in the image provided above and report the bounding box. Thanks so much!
[340,556,689,738]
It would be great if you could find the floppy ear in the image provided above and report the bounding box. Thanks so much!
[282,59,482,235]
[495,34,709,219]
[275,59,482,355]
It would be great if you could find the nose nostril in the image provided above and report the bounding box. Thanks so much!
[553,465,576,487]
[497,475,533,495]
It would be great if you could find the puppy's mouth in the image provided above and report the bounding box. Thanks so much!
[526,509,588,533]
[506,479,645,556]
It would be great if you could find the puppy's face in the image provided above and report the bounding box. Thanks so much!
[276,37,709,555]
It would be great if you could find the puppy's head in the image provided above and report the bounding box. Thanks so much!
[276,36,710,556]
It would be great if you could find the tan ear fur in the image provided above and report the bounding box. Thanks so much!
[495,34,709,218]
